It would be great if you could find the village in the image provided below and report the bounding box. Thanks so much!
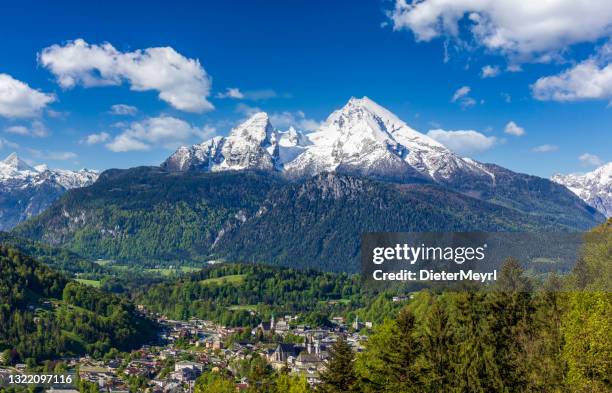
[9,309,371,393]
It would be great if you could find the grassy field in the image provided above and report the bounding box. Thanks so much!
[145,266,202,276]
[227,304,257,311]
[200,274,246,286]
[75,278,102,287]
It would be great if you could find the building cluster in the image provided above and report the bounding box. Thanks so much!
[34,311,369,392]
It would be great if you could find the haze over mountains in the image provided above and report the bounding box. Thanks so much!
[0,153,98,230]
[11,97,605,272]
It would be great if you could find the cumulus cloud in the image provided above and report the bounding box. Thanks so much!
[0,73,55,118]
[388,0,612,61]
[109,104,138,116]
[39,39,213,113]
[579,153,604,167]
[504,121,525,136]
[216,88,245,99]
[81,132,110,145]
[451,86,477,109]
[427,128,497,155]
[5,120,49,137]
[481,65,500,78]
[532,43,612,102]
[106,116,215,152]
[531,144,559,153]
[270,111,321,132]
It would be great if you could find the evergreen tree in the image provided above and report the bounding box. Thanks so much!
[452,291,500,393]
[420,295,454,392]
[356,308,424,393]
[319,336,356,393]
[485,258,536,391]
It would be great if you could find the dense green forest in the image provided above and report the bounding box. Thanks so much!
[194,221,611,392]
[0,246,156,364]
[13,168,603,272]
[14,168,282,267]
[135,263,405,327]
[0,231,107,277]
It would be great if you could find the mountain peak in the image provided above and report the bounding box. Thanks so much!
[163,97,494,183]
[552,162,612,217]
[2,152,34,172]
[228,112,274,143]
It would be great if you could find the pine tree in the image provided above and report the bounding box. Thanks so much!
[319,335,356,393]
[420,296,454,392]
[355,308,424,393]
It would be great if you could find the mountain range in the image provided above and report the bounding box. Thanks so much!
[163,97,494,184]
[552,162,612,218]
[11,97,605,272]
[0,153,98,230]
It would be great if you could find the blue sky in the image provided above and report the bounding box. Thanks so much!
[0,0,610,177]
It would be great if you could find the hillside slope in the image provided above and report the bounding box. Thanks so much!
[0,246,155,362]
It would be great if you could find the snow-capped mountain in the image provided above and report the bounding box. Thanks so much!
[0,152,99,230]
[162,112,280,172]
[164,97,494,184]
[552,162,612,217]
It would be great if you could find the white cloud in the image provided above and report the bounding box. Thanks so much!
[481,65,500,78]
[5,120,49,137]
[109,104,138,116]
[451,86,470,102]
[243,89,279,100]
[216,88,245,99]
[389,0,612,61]
[579,153,604,167]
[46,109,69,119]
[504,121,525,136]
[270,111,321,132]
[27,148,77,161]
[501,92,511,103]
[427,128,497,155]
[39,39,213,113]
[532,44,612,102]
[451,85,477,109]
[47,151,78,160]
[0,137,18,150]
[235,103,262,117]
[81,132,110,145]
[531,144,559,153]
[0,73,55,118]
[106,116,215,152]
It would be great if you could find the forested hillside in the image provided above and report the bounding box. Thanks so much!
[0,246,156,363]
[14,167,281,266]
[14,168,603,273]
[314,219,612,393]
[0,231,107,277]
[135,264,400,327]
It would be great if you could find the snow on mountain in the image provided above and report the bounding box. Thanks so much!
[284,97,492,182]
[162,113,281,172]
[552,162,612,217]
[0,152,98,187]
[164,97,494,184]
[0,152,99,230]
